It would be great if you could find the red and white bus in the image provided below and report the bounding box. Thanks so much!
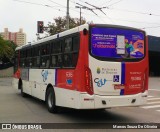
[12,24,149,113]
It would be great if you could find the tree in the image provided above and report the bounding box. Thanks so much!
[0,35,17,63]
[44,16,86,35]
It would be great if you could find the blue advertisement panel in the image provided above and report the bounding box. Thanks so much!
[91,27,145,59]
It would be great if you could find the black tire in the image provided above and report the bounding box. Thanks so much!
[46,87,58,113]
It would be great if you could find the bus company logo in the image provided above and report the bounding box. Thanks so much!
[97,67,118,74]
[94,78,107,87]
[97,67,101,74]
[41,70,48,82]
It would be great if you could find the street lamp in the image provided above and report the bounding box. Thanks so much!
[75,6,86,25]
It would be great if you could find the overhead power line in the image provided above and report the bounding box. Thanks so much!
[100,0,115,6]
[12,0,81,15]
[79,9,160,25]
[107,0,124,7]
[47,0,65,8]
[12,0,160,27]
[70,0,76,4]
[78,0,160,17]
[84,2,107,15]
[13,0,51,7]
[108,7,160,17]
[77,1,115,23]
[76,2,98,16]
[12,0,65,12]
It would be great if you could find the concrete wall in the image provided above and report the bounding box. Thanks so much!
[0,67,13,78]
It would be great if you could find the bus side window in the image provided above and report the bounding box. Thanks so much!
[57,55,62,67]
[62,35,79,68]
[41,56,50,68]
[72,53,78,67]
[64,38,72,52]
[46,43,50,54]
[52,41,61,54]
[41,45,46,55]
[26,48,32,68]
[37,57,40,67]
[40,43,50,68]
[51,55,57,67]
[29,48,33,67]
[63,54,72,67]
[30,46,40,68]
[51,41,55,54]
[63,37,72,68]
[72,35,79,67]
[73,36,79,52]
[51,55,62,68]
[20,50,26,68]
[50,40,62,69]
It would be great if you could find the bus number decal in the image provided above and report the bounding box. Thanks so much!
[66,72,73,85]
[66,72,73,78]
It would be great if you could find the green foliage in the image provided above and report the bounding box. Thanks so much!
[45,16,86,35]
[0,35,17,61]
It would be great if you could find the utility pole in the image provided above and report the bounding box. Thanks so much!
[80,7,81,25]
[66,0,69,30]
[75,6,82,25]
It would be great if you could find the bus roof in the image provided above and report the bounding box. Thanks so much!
[15,24,89,51]
[15,23,145,51]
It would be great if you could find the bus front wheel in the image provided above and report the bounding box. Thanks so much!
[46,87,58,113]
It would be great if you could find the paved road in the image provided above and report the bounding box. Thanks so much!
[149,77,160,91]
[0,77,160,131]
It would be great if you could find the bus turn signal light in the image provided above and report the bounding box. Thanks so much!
[85,66,94,95]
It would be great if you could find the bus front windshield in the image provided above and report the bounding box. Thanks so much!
[90,26,145,60]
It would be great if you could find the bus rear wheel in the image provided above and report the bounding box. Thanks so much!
[46,87,58,113]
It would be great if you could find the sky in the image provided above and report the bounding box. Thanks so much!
[0,0,160,43]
